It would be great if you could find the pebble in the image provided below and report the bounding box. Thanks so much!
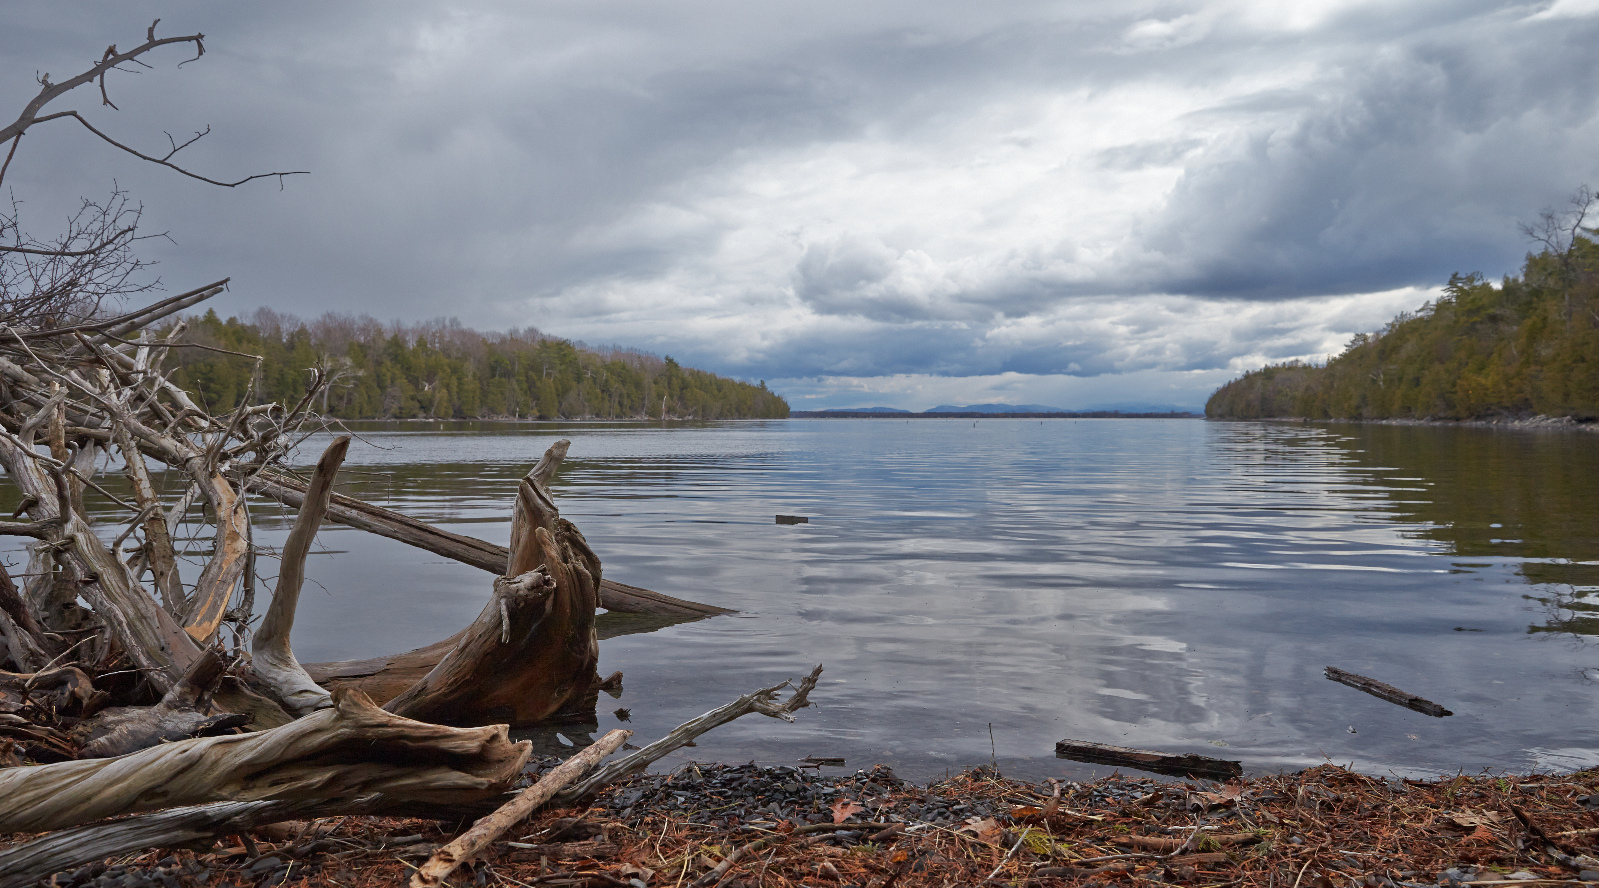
[592,762,1002,828]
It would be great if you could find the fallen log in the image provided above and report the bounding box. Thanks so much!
[0,798,315,888]
[239,467,734,617]
[1053,739,1243,780]
[1324,666,1453,717]
[0,687,529,834]
[412,727,632,888]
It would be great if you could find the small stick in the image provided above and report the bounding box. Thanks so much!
[983,830,1029,883]
[410,729,631,888]
[1324,666,1452,717]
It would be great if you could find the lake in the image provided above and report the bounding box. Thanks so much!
[8,418,1598,782]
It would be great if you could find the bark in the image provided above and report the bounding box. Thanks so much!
[412,727,631,888]
[0,687,530,834]
[250,437,348,716]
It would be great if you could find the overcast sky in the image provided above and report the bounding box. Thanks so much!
[5,1,1598,410]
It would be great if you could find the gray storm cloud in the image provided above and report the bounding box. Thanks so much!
[2,0,1596,408]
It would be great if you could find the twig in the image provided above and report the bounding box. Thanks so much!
[411,729,631,888]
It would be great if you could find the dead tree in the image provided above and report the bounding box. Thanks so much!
[0,23,819,874]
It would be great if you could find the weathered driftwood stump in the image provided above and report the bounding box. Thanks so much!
[323,440,605,727]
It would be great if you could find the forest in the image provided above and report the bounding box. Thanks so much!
[165,309,789,421]
[1206,228,1599,421]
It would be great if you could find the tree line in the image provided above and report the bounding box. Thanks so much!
[166,308,789,420]
[1207,220,1599,421]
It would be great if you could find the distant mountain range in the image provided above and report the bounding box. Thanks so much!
[815,402,1198,415]
[925,403,1067,413]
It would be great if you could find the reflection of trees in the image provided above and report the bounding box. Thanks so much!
[1324,425,1599,638]
[1523,563,1599,637]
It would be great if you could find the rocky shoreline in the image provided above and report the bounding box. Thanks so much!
[14,760,1599,888]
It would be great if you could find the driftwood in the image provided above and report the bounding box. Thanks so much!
[240,468,733,617]
[1053,739,1243,780]
[412,727,632,888]
[250,436,348,716]
[1324,666,1453,717]
[0,687,529,834]
[383,442,602,727]
[74,646,245,758]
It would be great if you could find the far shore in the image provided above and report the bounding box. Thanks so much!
[1213,413,1599,432]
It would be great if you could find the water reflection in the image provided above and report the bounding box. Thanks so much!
[4,419,1598,781]
[1319,424,1599,639]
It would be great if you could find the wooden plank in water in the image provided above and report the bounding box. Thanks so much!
[1054,739,1242,780]
[1324,667,1453,717]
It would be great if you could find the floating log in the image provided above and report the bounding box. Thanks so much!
[1054,739,1243,780]
[1324,666,1453,717]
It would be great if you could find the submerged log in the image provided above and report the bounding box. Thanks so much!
[0,687,529,834]
[1054,739,1243,780]
[1324,666,1453,717]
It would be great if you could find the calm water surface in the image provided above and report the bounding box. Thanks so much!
[11,419,1597,781]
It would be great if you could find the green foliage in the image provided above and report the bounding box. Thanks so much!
[1206,238,1599,420]
[165,311,789,420]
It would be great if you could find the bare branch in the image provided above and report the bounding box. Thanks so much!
[0,22,206,146]
[52,110,308,189]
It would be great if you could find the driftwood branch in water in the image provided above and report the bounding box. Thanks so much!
[412,727,632,888]
[241,468,733,616]
[1054,739,1243,780]
[552,664,825,806]
[0,688,529,834]
[1324,666,1453,717]
[251,436,348,716]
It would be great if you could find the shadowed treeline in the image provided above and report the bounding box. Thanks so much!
[164,309,788,420]
[1206,238,1599,421]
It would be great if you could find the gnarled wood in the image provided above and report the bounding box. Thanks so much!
[0,428,197,692]
[75,646,245,758]
[382,443,601,727]
[0,687,530,834]
[250,436,348,716]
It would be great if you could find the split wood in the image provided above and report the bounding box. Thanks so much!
[412,728,633,888]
